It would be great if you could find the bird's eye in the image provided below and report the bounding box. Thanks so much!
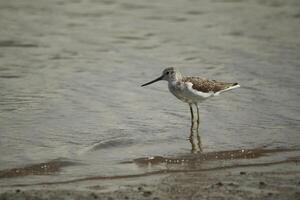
[166,72,169,75]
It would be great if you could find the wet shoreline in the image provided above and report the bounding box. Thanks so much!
[1,159,299,200]
[1,147,299,188]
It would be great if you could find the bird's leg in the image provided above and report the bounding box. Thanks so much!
[195,104,203,152]
[189,104,200,153]
[189,104,197,133]
[196,104,200,131]
[189,103,194,129]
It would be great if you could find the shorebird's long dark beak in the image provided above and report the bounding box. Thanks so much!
[141,75,163,87]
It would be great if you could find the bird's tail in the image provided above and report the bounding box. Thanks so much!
[214,83,240,96]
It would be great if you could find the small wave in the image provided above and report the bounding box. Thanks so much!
[0,40,38,48]
[0,75,21,79]
[78,138,135,154]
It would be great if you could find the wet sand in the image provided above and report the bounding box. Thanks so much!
[0,159,78,179]
[0,157,299,200]
[0,148,299,199]
[0,148,297,180]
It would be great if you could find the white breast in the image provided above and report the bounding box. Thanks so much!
[168,81,214,104]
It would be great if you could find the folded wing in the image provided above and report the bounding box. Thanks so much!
[183,77,239,94]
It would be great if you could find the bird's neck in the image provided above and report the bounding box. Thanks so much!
[174,72,183,81]
[168,79,181,88]
[167,73,182,85]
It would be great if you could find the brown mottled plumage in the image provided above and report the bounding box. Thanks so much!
[183,77,238,93]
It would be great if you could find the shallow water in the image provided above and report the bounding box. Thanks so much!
[0,0,299,187]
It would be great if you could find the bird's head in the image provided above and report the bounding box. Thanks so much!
[141,67,182,87]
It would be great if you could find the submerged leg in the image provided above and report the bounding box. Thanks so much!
[189,103,194,128]
[195,104,203,152]
[196,104,200,131]
[189,104,201,153]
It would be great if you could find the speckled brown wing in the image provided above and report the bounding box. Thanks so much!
[183,77,238,93]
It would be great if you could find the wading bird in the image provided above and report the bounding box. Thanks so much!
[141,67,240,135]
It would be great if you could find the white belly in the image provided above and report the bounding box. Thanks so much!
[168,81,213,104]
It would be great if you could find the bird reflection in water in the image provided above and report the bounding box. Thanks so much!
[189,104,202,153]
